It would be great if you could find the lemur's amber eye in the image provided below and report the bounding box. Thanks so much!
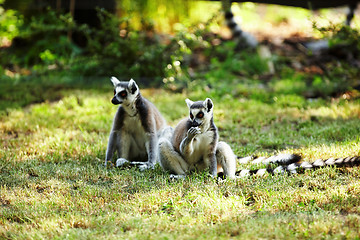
[119,91,127,98]
[197,112,204,118]
[113,89,116,95]
[190,113,194,119]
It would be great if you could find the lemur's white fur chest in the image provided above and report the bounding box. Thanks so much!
[122,114,149,152]
[185,130,214,166]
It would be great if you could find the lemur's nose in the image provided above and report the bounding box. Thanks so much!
[111,96,122,105]
[192,121,200,127]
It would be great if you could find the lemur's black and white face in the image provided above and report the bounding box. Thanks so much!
[110,77,139,105]
[186,98,213,131]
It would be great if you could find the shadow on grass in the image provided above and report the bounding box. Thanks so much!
[0,73,165,114]
[0,75,112,113]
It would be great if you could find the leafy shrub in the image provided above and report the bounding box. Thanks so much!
[0,8,79,71]
[0,7,198,86]
[315,23,360,53]
[310,23,360,96]
[162,20,270,92]
[77,9,173,83]
[0,0,23,43]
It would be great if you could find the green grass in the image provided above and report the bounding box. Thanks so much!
[1,1,360,237]
[1,83,360,239]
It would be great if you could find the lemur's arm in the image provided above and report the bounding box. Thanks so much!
[180,127,200,156]
[105,130,118,166]
[146,131,158,166]
[138,116,158,170]
[105,108,124,166]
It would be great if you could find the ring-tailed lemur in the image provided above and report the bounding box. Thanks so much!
[234,154,360,177]
[158,98,237,179]
[222,0,258,48]
[105,77,169,170]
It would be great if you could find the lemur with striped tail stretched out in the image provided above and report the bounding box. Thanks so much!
[232,154,360,178]
[158,98,237,179]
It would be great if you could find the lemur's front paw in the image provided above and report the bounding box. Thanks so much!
[116,158,130,167]
[137,162,155,171]
[169,174,186,180]
[187,127,201,139]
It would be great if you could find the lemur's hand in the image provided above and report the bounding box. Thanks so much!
[137,162,155,171]
[187,127,201,139]
[116,158,130,167]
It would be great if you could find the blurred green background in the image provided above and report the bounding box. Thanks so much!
[0,0,359,111]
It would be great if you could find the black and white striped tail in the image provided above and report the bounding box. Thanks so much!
[346,3,358,26]
[222,0,258,48]
[236,154,360,177]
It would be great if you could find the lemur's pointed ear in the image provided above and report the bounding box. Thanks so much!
[204,98,213,112]
[128,79,138,94]
[110,76,120,86]
[185,98,194,108]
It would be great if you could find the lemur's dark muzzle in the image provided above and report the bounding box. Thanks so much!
[191,121,200,127]
[111,97,122,105]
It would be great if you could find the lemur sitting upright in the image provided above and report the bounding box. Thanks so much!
[105,77,169,170]
[158,98,237,179]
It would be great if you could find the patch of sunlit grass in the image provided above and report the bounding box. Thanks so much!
[1,86,360,239]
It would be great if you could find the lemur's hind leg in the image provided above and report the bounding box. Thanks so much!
[158,137,189,177]
[216,141,236,179]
